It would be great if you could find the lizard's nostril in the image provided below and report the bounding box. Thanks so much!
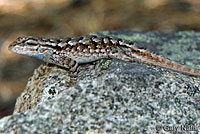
[8,41,16,50]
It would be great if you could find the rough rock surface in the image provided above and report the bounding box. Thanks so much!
[0,31,200,133]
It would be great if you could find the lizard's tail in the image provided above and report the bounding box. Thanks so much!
[128,48,200,76]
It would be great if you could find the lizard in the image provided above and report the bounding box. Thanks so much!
[8,34,200,76]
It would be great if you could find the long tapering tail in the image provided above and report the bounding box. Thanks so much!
[112,44,200,76]
[129,48,200,76]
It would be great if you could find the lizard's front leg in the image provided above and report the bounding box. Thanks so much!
[46,55,78,72]
[60,57,78,72]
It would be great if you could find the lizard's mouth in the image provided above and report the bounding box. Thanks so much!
[8,41,25,53]
[9,45,25,55]
[9,42,35,56]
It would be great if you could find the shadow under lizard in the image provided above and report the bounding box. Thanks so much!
[8,35,200,76]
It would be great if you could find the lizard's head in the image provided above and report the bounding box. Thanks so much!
[9,36,44,60]
[8,36,57,60]
[9,36,30,50]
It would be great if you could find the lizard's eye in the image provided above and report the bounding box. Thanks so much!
[56,39,63,43]
[78,36,84,41]
[117,38,122,42]
[22,40,27,44]
[91,35,98,39]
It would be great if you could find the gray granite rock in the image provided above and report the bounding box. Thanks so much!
[0,31,200,134]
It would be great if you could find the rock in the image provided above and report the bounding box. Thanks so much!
[0,31,200,133]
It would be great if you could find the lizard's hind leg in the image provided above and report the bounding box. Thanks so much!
[108,47,139,62]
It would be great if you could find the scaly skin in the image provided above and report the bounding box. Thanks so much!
[8,35,200,76]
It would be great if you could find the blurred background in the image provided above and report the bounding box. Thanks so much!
[1,0,200,119]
